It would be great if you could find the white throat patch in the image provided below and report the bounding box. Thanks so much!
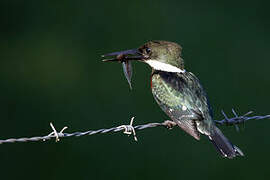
[145,60,185,73]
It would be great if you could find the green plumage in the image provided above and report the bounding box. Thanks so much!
[151,70,213,140]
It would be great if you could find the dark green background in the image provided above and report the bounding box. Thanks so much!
[1,1,270,179]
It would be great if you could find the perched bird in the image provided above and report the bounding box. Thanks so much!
[102,40,244,158]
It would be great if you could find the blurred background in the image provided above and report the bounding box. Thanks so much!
[1,1,270,179]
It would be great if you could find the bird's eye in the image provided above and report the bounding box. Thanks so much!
[145,47,151,54]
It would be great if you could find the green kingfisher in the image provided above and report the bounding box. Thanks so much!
[102,40,244,159]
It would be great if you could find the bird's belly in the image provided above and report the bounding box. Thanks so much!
[151,74,187,113]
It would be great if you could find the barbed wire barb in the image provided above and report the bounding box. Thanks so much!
[47,123,68,142]
[117,117,137,141]
[0,109,269,145]
[215,109,270,126]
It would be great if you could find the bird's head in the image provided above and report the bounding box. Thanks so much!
[102,40,185,73]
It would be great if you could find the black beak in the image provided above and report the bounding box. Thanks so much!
[101,48,144,90]
[101,49,143,62]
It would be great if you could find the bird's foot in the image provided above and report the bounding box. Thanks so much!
[162,120,177,129]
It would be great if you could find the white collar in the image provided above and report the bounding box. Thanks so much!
[145,60,185,73]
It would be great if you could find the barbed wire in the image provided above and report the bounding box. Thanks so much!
[0,109,269,144]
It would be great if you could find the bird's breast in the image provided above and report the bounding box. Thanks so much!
[151,70,213,119]
[151,72,185,108]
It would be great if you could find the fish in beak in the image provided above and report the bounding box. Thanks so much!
[102,49,144,90]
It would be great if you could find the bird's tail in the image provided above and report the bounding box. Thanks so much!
[209,126,244,159]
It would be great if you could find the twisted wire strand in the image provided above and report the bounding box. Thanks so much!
[0,119,167,144]
[216,109,270,125]
[0,109,269,144]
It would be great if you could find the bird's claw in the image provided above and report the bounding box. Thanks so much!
[163,120,177,129]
